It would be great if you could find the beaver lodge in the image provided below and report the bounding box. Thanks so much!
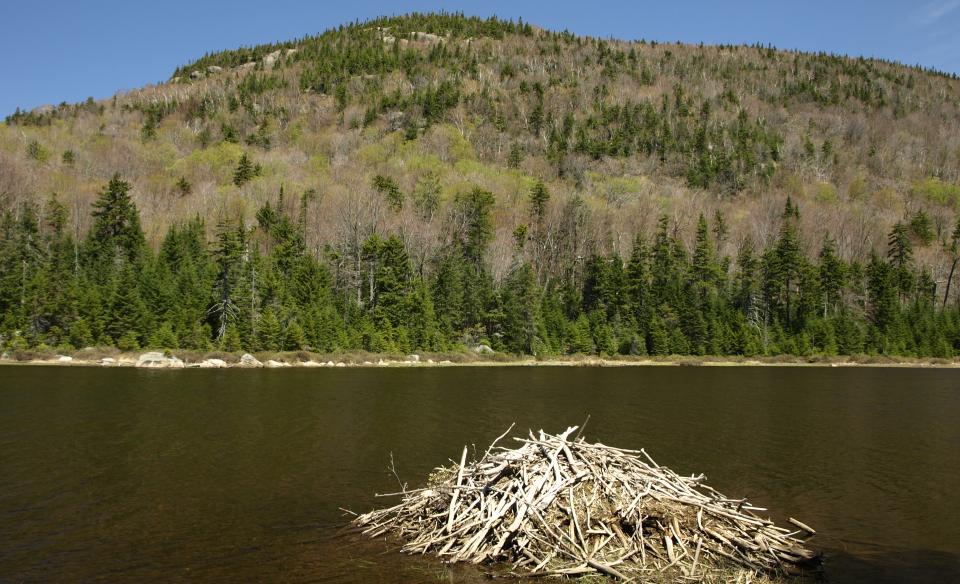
[351,426,820,582]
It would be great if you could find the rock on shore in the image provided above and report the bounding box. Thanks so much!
[239,353,263,367]
[136,352,185,368]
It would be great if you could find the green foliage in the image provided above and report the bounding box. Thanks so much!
[233,152,261,187]
[507,142,522,169]
[86,174,146,268]
[149,322,179,349]
[4,188,908,357]
[373,175,404,211]
[176,176,192,196]
[909,210,934,246]
[413,172,441,220]
[26,140,50,163]
[529,180,550,221]
[914,178,960,207]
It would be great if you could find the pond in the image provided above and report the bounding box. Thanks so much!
[1,365,957,582]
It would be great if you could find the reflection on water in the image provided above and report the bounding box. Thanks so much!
[0,366,958,583]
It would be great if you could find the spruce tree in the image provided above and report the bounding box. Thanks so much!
[887,222,914,302]
[500,263,539,354]
[87,174,146,268]
[692,213,719,287]
[372,236,412,329]
[626,234,651,329]
[818,237,846,317]
[257,308,282,352]
[209,219,243,342]
[373,175,404,212]
[529,180,550,222]
[106,266,148,346]
[455,187,496,329]
[764,199,803,328]
[507,142,522,168]
[233,153,257,187]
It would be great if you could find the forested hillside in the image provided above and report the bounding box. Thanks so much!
[2,12,960,357]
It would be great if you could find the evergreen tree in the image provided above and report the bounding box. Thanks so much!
[233,153,259,187]
[529,180,550,222]
[371,235,412,330]
[866,251,900,351]
[373,175,404,212]
[626,234,651,330]
[209,219,243,342]
[818,237,846,317]
[764,198,804,329]
[106,266,148,346]
[887,222,914,302]
[454,187,496,329]
[257,308,282,351]
[507,142,522,168]
[500,263,539,353]
[692,213,720,287]
[86,174,146,269]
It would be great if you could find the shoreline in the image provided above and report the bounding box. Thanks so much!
[2,349,959,369]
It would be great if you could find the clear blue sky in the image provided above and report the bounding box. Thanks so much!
[3,0,959,117]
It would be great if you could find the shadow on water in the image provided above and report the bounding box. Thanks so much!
[0,365,958,582]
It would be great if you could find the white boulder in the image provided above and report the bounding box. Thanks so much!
[263,50,282,68]
[194,358,227,368]
[136,351,185,368]
[239,353,263,367]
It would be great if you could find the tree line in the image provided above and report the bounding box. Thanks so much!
[1,173,958,357]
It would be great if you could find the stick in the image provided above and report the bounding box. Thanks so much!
[446,445,468,532]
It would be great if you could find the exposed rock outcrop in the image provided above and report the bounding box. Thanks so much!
[410,31,444,43]
[192,358,227,368]
[239,353,263,367]
[263,50,282,68]
[136,351,185,368]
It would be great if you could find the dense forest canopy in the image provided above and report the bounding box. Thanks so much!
[2,12,960,357]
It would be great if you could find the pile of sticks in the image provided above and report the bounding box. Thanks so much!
[352,426,819,582]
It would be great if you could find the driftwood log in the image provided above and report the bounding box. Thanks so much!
[351,426,820,582]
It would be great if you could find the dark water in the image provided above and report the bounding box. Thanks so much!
[1,366,958,583]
